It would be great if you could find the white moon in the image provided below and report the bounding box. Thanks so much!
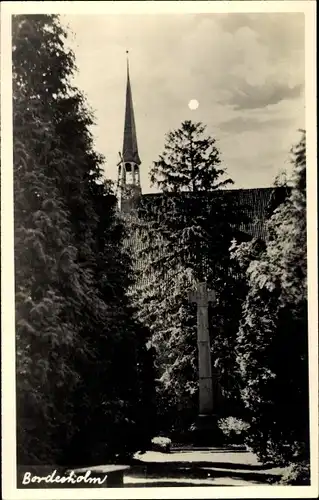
[188,99,199,110]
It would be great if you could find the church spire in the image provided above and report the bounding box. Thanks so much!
[117,52,142,213]
[122,52,141,165]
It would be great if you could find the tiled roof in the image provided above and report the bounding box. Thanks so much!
[122,186,290,288]
[139,186,288,242]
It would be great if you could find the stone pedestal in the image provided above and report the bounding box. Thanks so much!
[189,414,224,447]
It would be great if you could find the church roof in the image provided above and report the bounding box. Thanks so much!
[139,186,288,242]
[122,58,141,165]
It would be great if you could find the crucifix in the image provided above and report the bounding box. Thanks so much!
[188,281,216,417]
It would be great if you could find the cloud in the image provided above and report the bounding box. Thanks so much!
[63,12,305,192]
[155,14,305,120]
[228,82,303,110]
[218,13,305,54]
[218,115,290,134]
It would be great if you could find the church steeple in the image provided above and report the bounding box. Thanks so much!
[117,52,142,212]
[123,56,141,165]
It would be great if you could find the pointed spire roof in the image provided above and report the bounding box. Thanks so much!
[122,53,141,165]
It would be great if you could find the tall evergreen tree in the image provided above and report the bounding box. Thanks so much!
[13,14,154,466]
[133,121,248,433]
[230,131,308,467]
[150,120,231,193]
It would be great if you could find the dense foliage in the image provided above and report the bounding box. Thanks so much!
[133,121,249,434]
[14,14,154,466]
[230,131,309,467]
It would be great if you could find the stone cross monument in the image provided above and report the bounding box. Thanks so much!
[188,281,222,444]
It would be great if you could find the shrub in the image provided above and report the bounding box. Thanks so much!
[279,460,310,485]
[218,416,250,445]
[151,436,172,453]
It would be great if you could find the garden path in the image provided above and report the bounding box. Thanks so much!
[122,446,285,487]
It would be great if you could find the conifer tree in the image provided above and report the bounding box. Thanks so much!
[13,14,154,465]
[230,131,308,468]
[150,120,231,193]
[133,121,248,433]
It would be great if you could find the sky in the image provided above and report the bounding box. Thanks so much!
[62,13,305,193]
